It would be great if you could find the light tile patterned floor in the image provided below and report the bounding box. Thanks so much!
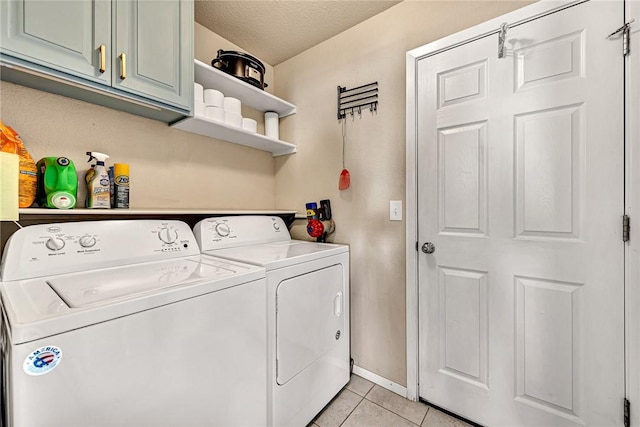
[309,375,473,427]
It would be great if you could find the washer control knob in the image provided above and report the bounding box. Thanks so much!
[215,223,230,237]
[45,237,65,251]
[78,235,97,248]
[273,222,280,231]
[158,227,178,244]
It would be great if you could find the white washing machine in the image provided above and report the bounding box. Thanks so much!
[0,220,268,427]
[194,215,350,427]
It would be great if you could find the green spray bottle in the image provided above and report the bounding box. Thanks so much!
[85,151,110,209]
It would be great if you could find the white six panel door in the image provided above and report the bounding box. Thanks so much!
[417,2,625,425]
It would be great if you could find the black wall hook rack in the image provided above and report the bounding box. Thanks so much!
[337,82,378,121]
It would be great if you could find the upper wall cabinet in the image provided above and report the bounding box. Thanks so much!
[0,0,193,121]
[0,1,112,84]
[113,0,192,109]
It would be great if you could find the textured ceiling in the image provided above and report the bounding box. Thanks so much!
[195,1,403,65]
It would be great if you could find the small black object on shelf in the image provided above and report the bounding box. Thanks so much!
[211,49,268,90]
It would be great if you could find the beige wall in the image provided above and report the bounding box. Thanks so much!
[274,0,532,386]
[0,24,277,210]
[0,1,534,391]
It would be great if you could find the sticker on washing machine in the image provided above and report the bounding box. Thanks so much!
[23,345,62,376]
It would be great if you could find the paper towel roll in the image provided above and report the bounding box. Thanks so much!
[264,111,279,140]
[0,152,19,221]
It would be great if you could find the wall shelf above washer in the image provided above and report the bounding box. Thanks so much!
[192,60,296,117]
[171,116,296,157]
[170,59,297,156]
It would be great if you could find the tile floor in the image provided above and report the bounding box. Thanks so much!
[309,375,473,427]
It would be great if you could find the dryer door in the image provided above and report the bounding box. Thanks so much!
[276,264,345,385]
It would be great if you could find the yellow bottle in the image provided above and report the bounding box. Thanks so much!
[113,163,129,208]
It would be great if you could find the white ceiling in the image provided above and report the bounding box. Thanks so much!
[194,1,403,65]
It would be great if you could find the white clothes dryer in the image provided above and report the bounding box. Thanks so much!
[194,215,350,427]
[0,220,268,427]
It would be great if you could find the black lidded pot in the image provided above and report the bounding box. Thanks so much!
[211,49,268,90]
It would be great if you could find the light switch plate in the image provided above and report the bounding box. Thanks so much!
[390,200,402,221]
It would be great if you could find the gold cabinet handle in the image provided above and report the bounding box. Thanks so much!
[98,45,106,73]
[119,53,126,80]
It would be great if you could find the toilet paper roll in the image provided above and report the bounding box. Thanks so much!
[264,111,279,140]
[242,118,257,133]
[206,106,225,122]
[194,100,206,117]
[223,97,242,114]
[204,89,224,107]
[194,83,204,101]
[224,111,243,128]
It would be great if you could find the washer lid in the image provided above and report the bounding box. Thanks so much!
[48,258,242,308]
[0,256,265,344]
[204,240,348,270]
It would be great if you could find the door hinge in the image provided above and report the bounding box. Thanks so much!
[625,398,630,427]
[623,215,630,242]
[624,26,631,57]
[497,22,509,59]
[608,19,634,57]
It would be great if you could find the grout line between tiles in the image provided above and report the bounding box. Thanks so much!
[362,385,375,399]
[337,393,366,427]
[363,399,424,426]
[363,385,374,400]
[346,379,375,398]
[313,388,360,426]
[363,384,431,426]
[419,406,430,426]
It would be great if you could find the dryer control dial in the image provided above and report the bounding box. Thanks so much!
[78,235,97,248]
[215,223,230,237]
[45,237,65,251]
[158,227,178,244]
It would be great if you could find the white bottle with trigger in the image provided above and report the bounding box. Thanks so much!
[86,151,110,209]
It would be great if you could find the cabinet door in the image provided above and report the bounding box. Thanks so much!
[0,0,111,85]
[113,0,193,110]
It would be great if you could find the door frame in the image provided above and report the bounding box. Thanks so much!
[405,2,636,419]
[625,2,639,427]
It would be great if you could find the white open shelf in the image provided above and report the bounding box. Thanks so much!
[193,59,296,117]
[170,59,297,157]
[171,115,296,157]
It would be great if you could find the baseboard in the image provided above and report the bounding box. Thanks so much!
[352,365,408,398]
